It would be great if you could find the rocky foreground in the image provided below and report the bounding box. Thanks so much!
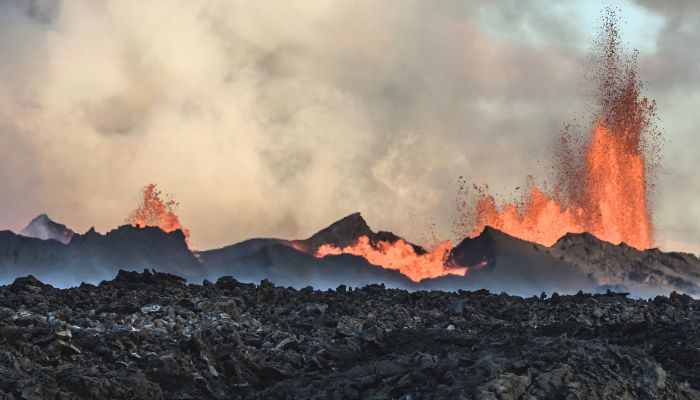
[1,271,699,399]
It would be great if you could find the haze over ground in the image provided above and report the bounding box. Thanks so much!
[0,0,698,253]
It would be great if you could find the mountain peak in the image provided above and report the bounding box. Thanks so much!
[322,212,372,235]
[302,212,374,250]
[19,214,74,244]
[296,212,426,255]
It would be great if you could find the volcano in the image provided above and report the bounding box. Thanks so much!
[2,212,698,296]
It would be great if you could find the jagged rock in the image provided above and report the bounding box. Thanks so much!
[11,275,51,289]
[0,271,697,399]
[549,232,700,296]
[475,373,531,400]
[450,299,466,315]
[336,316,365,336]
[55,330,72,341]
[56,340,81,355]
[140,304,162,314]
[2,214,700,297]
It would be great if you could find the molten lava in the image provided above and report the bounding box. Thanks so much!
[316,236,464,282]
[312,10,661,281]
[471,122,652,249]
[465,9,659,250]
[126,183,191,240]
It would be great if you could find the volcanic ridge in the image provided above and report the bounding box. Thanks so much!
[2,212,699,298]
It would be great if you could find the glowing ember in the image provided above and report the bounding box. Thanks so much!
[316,236,463,282]
[126,183,191,240]
[464,9,659,250]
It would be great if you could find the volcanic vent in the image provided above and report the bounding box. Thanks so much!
[460,9,661,250]
[297,213,464,282]
[309,10,663,279]
[126,183,191,242]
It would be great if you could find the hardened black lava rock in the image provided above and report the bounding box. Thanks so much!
[1,270,699,399]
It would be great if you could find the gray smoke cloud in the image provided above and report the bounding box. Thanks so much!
[0,0,697,253]
[631,0,700,252]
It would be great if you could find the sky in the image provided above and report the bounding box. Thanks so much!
[0,0,698,253]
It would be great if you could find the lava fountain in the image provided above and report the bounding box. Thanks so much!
[316,10,661,279]
[126,183,191,241]
[465,9,659,250]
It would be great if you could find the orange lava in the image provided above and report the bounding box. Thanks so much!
[471,122,651,249]
[316,236,464,282]
[126,183,191,240]
[464,9,658,250]
[584,123,651,247]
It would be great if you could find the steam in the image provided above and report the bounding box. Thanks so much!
[0,1,697,253]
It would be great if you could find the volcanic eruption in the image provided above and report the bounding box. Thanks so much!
[126,183,191,241]
[61,10,664,286]
[463,9,660,250]
[316,10,662,280]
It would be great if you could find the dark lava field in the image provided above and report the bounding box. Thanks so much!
[1,270,699,399]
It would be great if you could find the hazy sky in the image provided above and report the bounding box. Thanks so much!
[0,0,698,252]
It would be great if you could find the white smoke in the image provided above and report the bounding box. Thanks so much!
[0,0,696,253]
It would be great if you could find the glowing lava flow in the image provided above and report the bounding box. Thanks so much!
[126,183,191,240]
[316,236,464,282]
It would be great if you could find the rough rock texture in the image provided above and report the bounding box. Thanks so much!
[1,270,699,399]
[549,232,700,296]
[0,225,199,286]
[432,227,597,295]
[2,213,700,296]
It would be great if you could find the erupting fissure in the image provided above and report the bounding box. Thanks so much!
[468,120,652,249]
[126,183,191,241]
[316,236,463,282]
[315,9,661,279]
[464,9,659,250]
